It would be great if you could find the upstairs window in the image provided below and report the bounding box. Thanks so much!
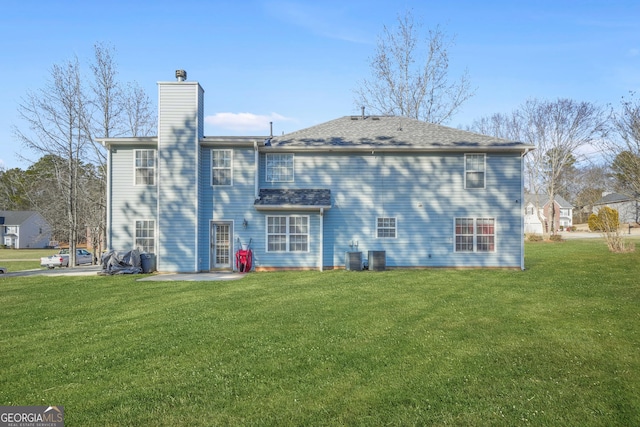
[455,217,495,252]
[464,154,485,189]
[266,154,294,182]
[135,149,156,186]
[212,150,233,186]
[376,217,397,238]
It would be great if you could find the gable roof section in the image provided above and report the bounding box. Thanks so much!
[270,116,533,153]
[593,192,636,205]
[524,194,573,209]
[0,210,40,225]
[255,189,331,211]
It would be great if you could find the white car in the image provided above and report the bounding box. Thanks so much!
[0,266,6,274]
[40,249,94,268]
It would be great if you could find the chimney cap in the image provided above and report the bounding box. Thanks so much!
[175,69,187,81]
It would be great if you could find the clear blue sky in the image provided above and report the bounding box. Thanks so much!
[1,0,639,169]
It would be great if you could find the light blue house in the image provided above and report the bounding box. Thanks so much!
[100,71,534,272]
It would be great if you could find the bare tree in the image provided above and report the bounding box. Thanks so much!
[12,43,157,262]
[354,10,474,124]
[573,165,612,223]
[608,92,640,200]
[122,81,157,137]
[521,99,608,237]
[14,57,89,266]
[86,42,157,261]
[471,98,607,239]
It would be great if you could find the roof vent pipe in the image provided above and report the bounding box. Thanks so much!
[361,106,365,119]
[175,69,187,82]
[270,121,273,138]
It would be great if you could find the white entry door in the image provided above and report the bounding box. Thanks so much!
[211,222,233,269]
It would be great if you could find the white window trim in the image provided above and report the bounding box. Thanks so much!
[134,149,157,186]
[265,153,295,183]
[376,217,397,239]
[265,215,310,252]
[464,153,486,190]
[211,149,233,186]
[453,217,496,253]
[134,219,156,254]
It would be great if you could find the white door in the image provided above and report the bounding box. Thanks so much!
[211,222,233,269]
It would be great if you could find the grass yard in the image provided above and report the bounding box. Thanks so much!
[1,239,639,426]
[0,248,62,272]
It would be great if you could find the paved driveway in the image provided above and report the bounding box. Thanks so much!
[0,264,102,278]
[0,265,246,281]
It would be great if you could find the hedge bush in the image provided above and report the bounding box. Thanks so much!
[589,207,620,232]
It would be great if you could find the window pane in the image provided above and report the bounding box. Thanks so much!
[455,218,474,252]
[267,216,308,252]
[477,218,495,235]
[135,150,156,186]
[377,217,396,238]
[456,236,474,252]
[455,218,474,235]
[477,236,495,252]
[266,154,294,182]
[135,220,155,253]
[289,235,308,252]
[268,235,287,252]
[212,150,232,186]
[466,172,484,189]
[465,154,485,189]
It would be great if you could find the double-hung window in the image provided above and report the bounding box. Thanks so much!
[266,154,294,182]
[212,149,232,186]
[376,217,397,238]
[267,216,308,252]
[464,154,485,189]
[455,217,495,252]
[135,220,155,253]
[135,149,156,186]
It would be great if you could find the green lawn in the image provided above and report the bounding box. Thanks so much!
[1,240,638,426]
[0,248,63,272]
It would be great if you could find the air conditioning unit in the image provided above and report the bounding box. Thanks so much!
[345,251,362,271]
[368,251,386,271]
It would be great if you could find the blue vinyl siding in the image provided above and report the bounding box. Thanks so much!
[108,147,157,252]
[258,151,523,269]
[157,82,202,272]
[198,144,257,271]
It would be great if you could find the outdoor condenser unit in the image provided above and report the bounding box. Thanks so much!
[345,251,362,271]
[368,251,386,271]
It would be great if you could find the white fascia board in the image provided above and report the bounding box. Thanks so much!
[254,205,332,211]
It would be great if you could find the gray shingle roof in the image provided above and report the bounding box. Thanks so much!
[524,194,573,208]
[270,116,531,151]
[0,210,39,225]
[593,192,636,205]
[255,189,331,210]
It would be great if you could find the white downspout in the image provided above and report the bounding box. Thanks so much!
[254,141,259,199]
[520,148,531,270]
[103,141,112,250]
[319,208,324,272]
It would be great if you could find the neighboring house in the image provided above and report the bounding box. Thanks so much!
[593,192,639,224]
[524,194,574,234]
[0,210,52,249]
[99,71,534,272]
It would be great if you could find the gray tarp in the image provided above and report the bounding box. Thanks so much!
[100,249,142,275]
